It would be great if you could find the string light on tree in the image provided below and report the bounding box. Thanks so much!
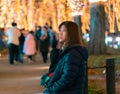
[89,0,107,3]
[68,0,85,16]
[0,0,119,32]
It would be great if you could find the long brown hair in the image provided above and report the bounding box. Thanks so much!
[59,21,82,46]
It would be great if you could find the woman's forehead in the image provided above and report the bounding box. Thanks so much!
[60,25,67,31]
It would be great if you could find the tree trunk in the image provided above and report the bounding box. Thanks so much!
[88,4,106,55]
[27,0,35,31]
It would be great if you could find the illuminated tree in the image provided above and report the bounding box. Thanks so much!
[0,0,120,32]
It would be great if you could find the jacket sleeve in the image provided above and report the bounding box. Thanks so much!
[49,51,83,92]
[49,48,60,73]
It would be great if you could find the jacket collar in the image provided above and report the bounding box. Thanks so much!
[60,44,81,57]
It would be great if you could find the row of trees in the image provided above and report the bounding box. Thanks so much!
[0,0,120,55]
[0,0,72,30]
[0,0,120,32]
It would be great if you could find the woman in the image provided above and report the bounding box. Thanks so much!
[43,21,88,94]
[23,31,36,63]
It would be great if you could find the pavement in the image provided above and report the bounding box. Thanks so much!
[0,53,120,94]
[0,54,50,94]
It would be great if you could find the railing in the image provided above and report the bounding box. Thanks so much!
[84,58,116,94]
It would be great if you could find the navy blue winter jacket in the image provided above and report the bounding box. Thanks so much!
[43,45,88,94]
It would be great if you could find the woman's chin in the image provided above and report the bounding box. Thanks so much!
[59,40,64,43]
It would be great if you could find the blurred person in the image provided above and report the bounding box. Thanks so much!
[42,21,88,94]
[51,30,58,49]
[44,23,53,49]
[35,26,42,51]
[5,22,21,64]
[48,26,53,46]
[0,28,5,48]
[39,26,50,63]
[23,31,36,63]
[19,28,25,63]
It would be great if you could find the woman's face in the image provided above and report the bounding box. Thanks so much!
[59,25,67,43]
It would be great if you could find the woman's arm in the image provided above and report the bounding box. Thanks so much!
[48,51,83,92]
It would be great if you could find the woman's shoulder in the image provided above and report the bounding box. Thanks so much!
[69,46,88,61]
[51,48,60,54]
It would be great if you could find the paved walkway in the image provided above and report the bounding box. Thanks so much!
[0,54,49,94]
[0,54,120,94]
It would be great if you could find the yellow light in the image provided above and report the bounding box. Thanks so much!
[72,11,83,16]
[68,0,84,16]
[89,0,107,3]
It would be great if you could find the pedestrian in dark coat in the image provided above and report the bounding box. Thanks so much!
[19,29,25,63]
[42,21,88,94]
[35,26,42,51]
[39,26,50,63]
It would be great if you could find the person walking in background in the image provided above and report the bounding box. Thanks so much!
[43,21,88,94]
[48,26,53,46]
[51,30,58,49]
[19,28,25,63]
[5,22,21,64]
[35,26,42,52]
[23,31,36,63]
[39,26,50,63]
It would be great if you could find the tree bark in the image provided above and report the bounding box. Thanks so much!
[88,4,106,55]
